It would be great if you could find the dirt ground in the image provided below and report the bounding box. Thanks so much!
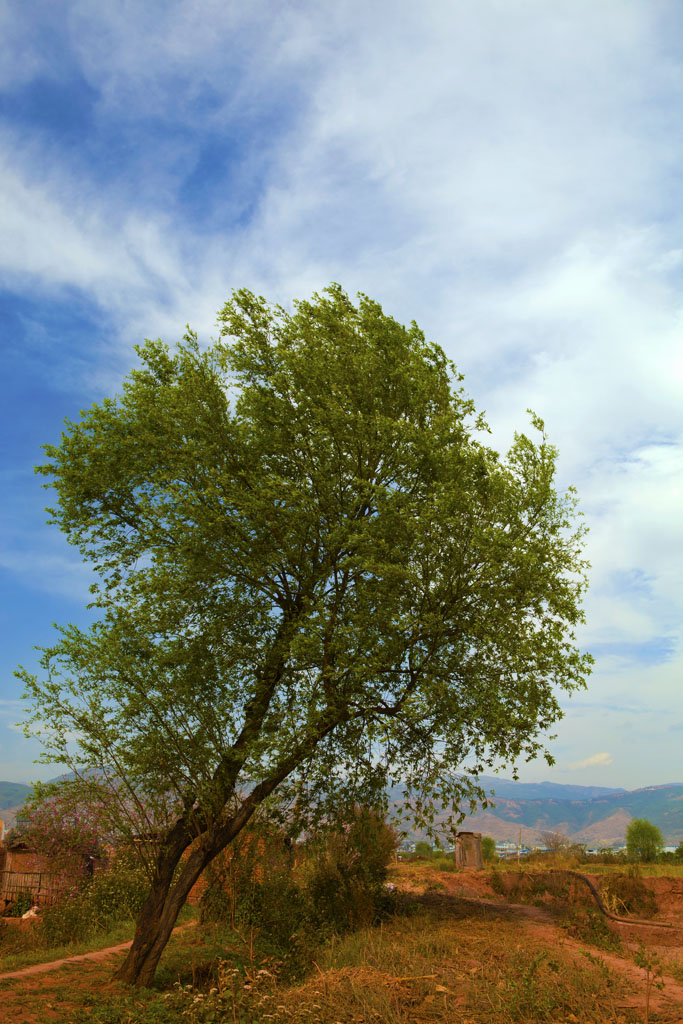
[0,959,127,1023]
[1,868,683,1023]
[392,863,683,1020]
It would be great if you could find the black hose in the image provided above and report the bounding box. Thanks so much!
[547,869,673,929]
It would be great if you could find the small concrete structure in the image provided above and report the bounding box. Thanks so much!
[453,830,483,870]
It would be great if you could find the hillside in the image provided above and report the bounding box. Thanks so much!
[2,778,683,848]
[0,781,31,811]
[391,781,683,847]
[471,775,626,802]
[446,785,683,846]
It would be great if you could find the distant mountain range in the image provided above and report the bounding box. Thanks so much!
[389,777,683,847]
[461,775,628,802]
[2,776,683,848]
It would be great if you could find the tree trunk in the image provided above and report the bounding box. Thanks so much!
[113,839,211,986]
[113,721,337,985]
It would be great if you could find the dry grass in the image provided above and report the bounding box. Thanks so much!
[0,904,644,1024]
[170,907,638,1024]
[586,865,683,878]
[0,886,657,1024]
[489,859,683,878]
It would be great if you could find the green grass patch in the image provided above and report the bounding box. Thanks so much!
[0,905,197,974]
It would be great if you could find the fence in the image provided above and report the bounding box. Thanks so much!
[0,869,67,907]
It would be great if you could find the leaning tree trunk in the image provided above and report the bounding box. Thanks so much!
[113,800,264,984]
[113,721,337,985]
[113,836,213,987]
[112,805,252,986]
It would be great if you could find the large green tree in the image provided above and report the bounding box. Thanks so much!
[19,286,591,985]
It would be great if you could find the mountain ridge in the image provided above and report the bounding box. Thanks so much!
[403,783,683,847]
[3,778,683,847]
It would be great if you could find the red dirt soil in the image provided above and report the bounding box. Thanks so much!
[392,865,683,1019]
[2,870,683,1022]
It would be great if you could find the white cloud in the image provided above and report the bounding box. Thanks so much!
[0,543,95,604]
[1,0,683,786]
[569,752,613,771]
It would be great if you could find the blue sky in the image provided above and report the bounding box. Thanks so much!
[1,0,681,788]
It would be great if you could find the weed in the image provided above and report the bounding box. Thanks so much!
[561,906,622,952]
[633,944,665,1024]
[599,871,657,918]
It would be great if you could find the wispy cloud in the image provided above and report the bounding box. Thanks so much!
[569,752,613,771]
[1,0,682,788]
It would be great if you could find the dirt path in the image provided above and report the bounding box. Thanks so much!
[416,889,683,1017]
[0,921,196,981]
[3,881,683,1022]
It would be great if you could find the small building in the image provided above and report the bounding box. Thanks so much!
[453,830,483,869]
[0,838,100,910]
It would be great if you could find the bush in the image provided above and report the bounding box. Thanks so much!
[489,868,504,895]
[86,858,149,928]
[581,848,628,866]
[40,855,150,947]
[3,890,34,918]
[481,836,497,862]
[413,841,433,859]
[200,806,398,971]
[562,906,622,952]
[40,892,93,947]
[200,820,297,929]
[430,856,458,872]
[305,807,398,932]
[599,869,657,918]
[307,839,377,932]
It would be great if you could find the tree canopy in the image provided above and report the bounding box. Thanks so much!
[19,285,592,984]
[626,818,664,862]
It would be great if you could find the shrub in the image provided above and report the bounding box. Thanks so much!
[40,892,93,947]
[3,890,34,918]
[200,806,398,971]
[599,869,657,918]
[306,807,398,932]
[481,836,497,862]
[430,855,458,872]
[307,837,377,931]
[581,848,628,866]
[200,819,297,929]
[40,854,150,947]
[561,906,622,952]
[413,841,433,859]
[489,868,504,895]
[86,858,149,928]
